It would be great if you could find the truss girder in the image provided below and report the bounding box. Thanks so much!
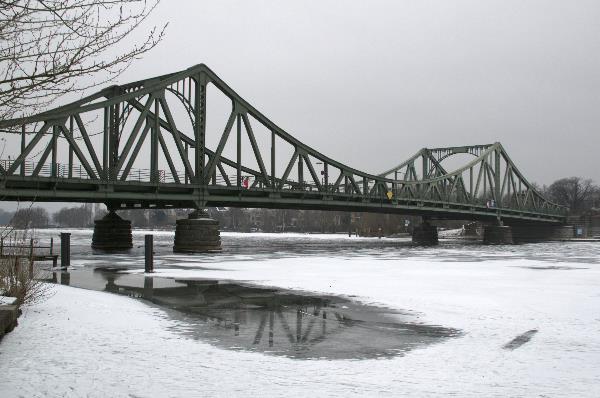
[0,64,566,222]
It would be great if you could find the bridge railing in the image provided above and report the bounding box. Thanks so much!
[1,157,385,194]
[0,159,183,184]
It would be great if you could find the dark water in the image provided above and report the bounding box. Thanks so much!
[48,267,460,360]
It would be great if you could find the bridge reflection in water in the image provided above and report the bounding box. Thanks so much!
[52,268,461,360]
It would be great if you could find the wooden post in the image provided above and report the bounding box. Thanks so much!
[28,238,34,278]
[60,233,71,268]
[0,237,3,256]
[61,271,70,286]
[50,237,53,255]
[144,234,153,273]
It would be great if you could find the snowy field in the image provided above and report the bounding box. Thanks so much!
[1,229,600,397]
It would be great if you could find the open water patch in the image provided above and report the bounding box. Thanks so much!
[503,329,538,350]
[47,267,461,360]
[514,265,589,271]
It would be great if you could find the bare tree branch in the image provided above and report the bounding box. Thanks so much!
[0,0,167,119]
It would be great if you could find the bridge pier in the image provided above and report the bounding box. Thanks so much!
[412,222,438,245]
[509,224,574,243]
[483,224,514,245]
[173,209,222,253]
[91,210,133,250]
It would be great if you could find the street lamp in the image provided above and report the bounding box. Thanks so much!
[316,161,324,186]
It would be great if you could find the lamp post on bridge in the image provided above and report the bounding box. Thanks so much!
[316,162,324,186]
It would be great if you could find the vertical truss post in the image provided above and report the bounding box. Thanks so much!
[103,107,109,180]
[494,147,501,205]
[20,125,25,176]
[51,125,58,177]
[483,157,487,198]
[114,104,120,167]
[151,99,159,183]
[469,166,473,200]
[108,104,120,180]
[298,154,303,187]
[184,142,189,184]
[236,113,242,187]
[422,154,428,180]
[194,73,207,184]
[68,117,74,178]
[271,130,276,189]
[323,163,328,193]
[108,105,114,179]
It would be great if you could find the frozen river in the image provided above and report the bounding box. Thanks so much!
[1,229,600,397]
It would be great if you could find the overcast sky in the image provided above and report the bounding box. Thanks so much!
[113,0,600,185]
[4,0,600,212]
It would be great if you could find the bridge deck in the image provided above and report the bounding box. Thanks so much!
[0,173,565,224]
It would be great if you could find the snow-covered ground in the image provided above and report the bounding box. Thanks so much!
[1,230,600,397]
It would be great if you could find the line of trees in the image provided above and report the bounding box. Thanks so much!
[53,206,93,228]
[542,177,599,213]
[10,207,49,228]
[208,208,423,236]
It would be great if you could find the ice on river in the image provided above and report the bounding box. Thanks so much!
[0,229,599,397]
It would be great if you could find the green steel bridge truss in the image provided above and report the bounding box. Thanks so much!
[0,64,566,224]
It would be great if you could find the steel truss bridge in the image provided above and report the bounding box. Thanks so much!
[0,64,566,224]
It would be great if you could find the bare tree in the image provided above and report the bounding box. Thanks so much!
[0,255,53,305]
[53,205,92,227]
[0,225,53,306]
[0,0,166,120]
[11,206,48,228]
[547,177,598,214]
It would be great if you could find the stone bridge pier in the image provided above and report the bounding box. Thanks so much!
[173,209,222,253]
[92,210,133,250]
[91,207,222,253]
[483,222,514,245]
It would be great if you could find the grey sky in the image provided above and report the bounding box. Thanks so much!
[3,0,600,212]
[113,0,600,185]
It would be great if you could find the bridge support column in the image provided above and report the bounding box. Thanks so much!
[509,224,574,243]
[412,222,438,245]
[173,209,222,253]
[483,224,514,245]
[91,211,133,250]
